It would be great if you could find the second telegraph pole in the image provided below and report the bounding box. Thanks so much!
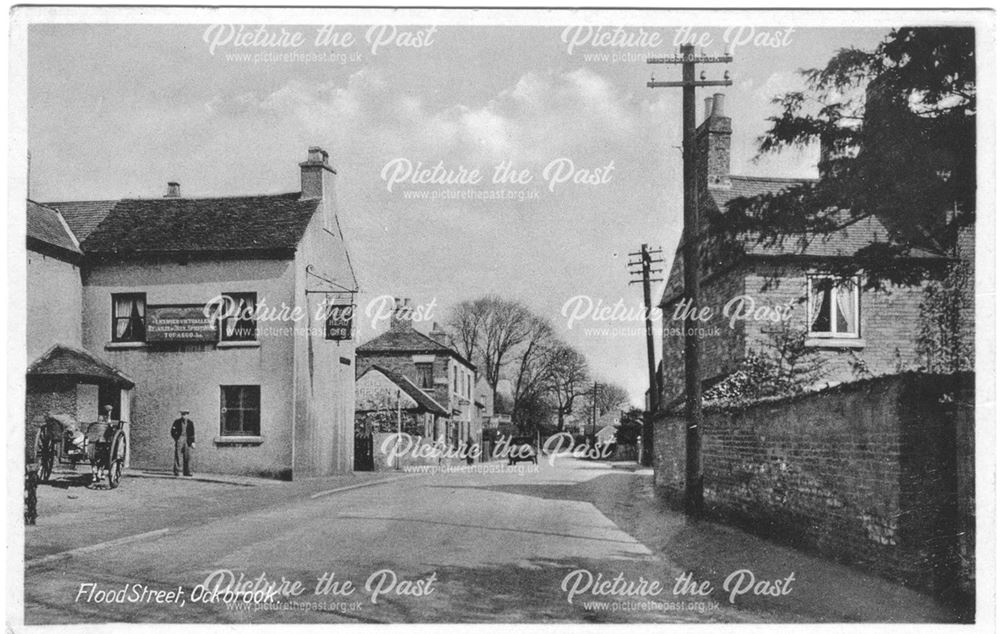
[648,44,732,516]
[629,243,663,467]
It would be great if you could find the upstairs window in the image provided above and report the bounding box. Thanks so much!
[112,293,146,342]
[220,292,257,341]
[416,363,434,390]
[808,276,860,338]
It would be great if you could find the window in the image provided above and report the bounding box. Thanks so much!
[112,293,146,342]
[219,293,257,341]
[452,365,458,393]
[808,276,860,338]
[416,363,434,389]
[220,385,261,436]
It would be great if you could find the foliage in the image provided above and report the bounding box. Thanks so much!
[615,408,644,446]
[703,323,825,405]
[917,260,974,373]
[715,27,975,289]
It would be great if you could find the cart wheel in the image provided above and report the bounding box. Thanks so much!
[34,428,53,482]
[107,431,126,489]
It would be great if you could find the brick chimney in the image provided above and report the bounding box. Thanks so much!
[389,297,412,332]
[299,146,339,230]
[696,93,731,189]
[164,182,181,198]
[429,322,449,347]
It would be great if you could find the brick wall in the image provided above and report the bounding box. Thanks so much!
[653,373,974,608]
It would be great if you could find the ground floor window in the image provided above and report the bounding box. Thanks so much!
[220,385,261,436]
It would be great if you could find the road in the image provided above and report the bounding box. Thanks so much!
[22,457,956,624]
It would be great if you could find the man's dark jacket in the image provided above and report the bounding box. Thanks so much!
[171,418,196,446]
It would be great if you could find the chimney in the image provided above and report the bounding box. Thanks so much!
[164,182,181,198]
[299,146,336,200]
[696,92,731,189]
[389,297,412,332]
[429,321,449,347]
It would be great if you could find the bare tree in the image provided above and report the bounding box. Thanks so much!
[448,295,536,394]
[509,316,558,426]
[446,298,488,361]
[546,343,591,432]
[582,383,631,421]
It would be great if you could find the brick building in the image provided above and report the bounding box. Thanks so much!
[658,93,973,407]
[356,302,479,448]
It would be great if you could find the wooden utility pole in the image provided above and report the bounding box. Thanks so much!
[628,243,663,467]
[648,45,732,516]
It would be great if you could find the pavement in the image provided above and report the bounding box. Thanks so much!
[20,457,962,624]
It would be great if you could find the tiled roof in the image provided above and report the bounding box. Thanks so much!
[27,344,134,387]
[707,177,943,259]
[357,326,476,369]
[26,200,81,257]
[708,175,816,210]
[360,365,450,416]
[44,200,117,242]
[48,193,320,256]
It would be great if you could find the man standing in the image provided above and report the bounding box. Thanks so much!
[171,409,195,476]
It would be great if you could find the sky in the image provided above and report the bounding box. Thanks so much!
[27,22,890,405]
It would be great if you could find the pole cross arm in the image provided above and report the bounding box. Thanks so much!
[648,80,733,89]
[647,54,733,64]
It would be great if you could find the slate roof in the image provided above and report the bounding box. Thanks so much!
[708,177,943,259]
[56,193,321,257]
[27,344,134,387]
[26,200,81,259]
[357,326,476,369]
[708,175,817,209]
[43,200,117,242]
[359,365,450,416]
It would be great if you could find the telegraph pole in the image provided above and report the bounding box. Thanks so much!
[628,243,663,467]
[648,44,732,516]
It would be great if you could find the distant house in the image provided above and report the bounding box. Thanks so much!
[41,147,359,478]
[356,302,478,447]
[355,364,450,436]
[658,94,974,407]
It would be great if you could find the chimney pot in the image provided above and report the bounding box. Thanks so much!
[165,182,181,198]
[704,97,714,122]
[711,93,726,118]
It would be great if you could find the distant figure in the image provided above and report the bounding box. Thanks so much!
[171,409,195,476]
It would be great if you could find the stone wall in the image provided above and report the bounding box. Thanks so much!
[653,373,974,608]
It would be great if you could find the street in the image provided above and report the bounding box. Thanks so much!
[24,457,954,624]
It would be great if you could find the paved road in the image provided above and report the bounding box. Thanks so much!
[22,458,956,624]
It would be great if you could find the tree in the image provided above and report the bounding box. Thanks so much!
[447,297,488,361]
[545,343,591,432]
[581,383,630,422]
[509,315,558,425]
[717,27,975,289]
[448,296,537,394]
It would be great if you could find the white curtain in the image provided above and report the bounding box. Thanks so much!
[835,280,856,334]
[115,296,144,338]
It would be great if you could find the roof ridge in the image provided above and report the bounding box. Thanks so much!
[729,174,818,183]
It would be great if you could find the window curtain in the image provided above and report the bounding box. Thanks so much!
[835,281,856,334]
[811,281,832,333]
[114,297,133,338]
[116,296,144,339]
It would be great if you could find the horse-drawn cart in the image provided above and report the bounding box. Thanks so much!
[33,413,128,489]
